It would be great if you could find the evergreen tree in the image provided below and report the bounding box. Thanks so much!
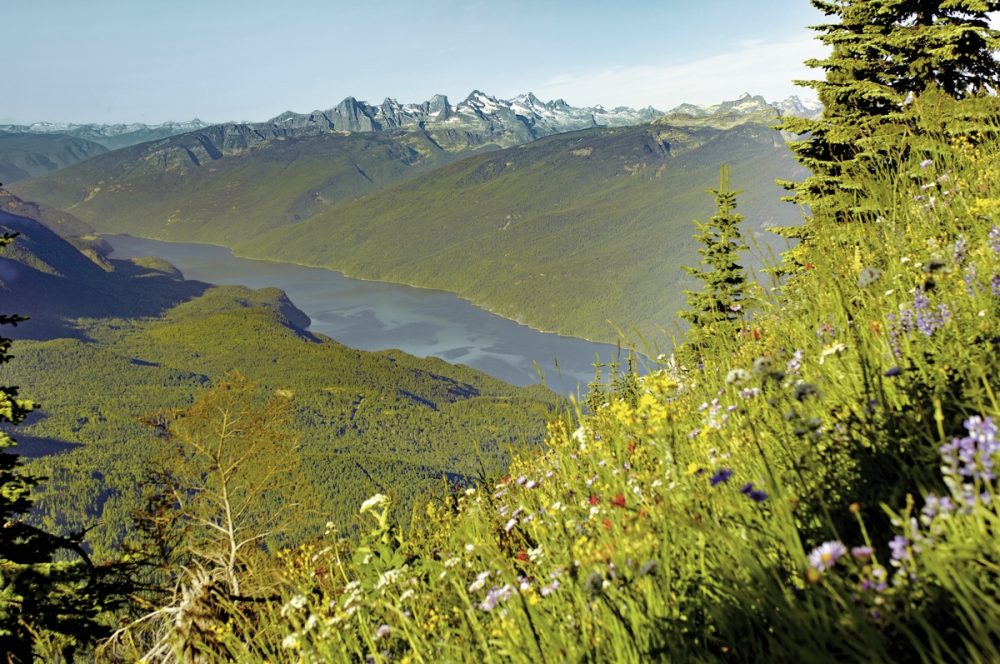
[0,228,113,662]
[679,166,748,358]
[780,0,1000,221]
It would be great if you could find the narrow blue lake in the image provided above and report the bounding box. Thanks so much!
[105,235,640,392]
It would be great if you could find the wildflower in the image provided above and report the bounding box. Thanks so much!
[540,580,559,597]
[282,634,299,650]
[858,267,882,288]
[819,342,847,364]
[808,541,848,572]
[375,624,391,640]
[359,493,389,514]
[725,368,751,385]
[468,571,490,593]
[920,158,933,169]
[709,468,733,486]
[611,494,626,508]
[588,494,599,505]
[851,546,874,561]
[884,366,902,377]
[940,416,998,483]
[954,236,968,264]
[991,226,1000,254]
[786,350,803,374]
[752,356,782,379]
[739,481,768,502]
[479,584,512,612]
[888,536,908,561]
[504,518,517,533]
[992,275,1000,296]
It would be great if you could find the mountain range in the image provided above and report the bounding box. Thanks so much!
[2,91,821,153]
[0,119,211,150]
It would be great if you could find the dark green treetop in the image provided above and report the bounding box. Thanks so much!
[779,0,1000,221]
[678,166,748,359]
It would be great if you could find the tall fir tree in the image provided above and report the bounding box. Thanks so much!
[679,166,748,359]
[779,0,1000,224]
[0,225,121,662]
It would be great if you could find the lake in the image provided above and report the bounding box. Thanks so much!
[104,235,642,392]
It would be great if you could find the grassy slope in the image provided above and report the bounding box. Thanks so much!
[238,122,805,344]
[0,207,553,553]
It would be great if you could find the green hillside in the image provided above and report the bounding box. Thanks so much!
[0,205,553,555]
[0,130,107,183]
[11,126,484,244]
[238,122,806,344]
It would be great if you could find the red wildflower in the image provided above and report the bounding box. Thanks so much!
[515,549,529,562]
[602,518,614,530]
[611,494,626,508]
[589,495,599,506]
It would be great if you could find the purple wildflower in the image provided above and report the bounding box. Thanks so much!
[920,158,933,169]
[954,235,968,264]
[479,584,512,612]
[884,366,902,377]
[540,580,559,597]
[709,469,733,487]
[851,546,874,561]
[749,489,768,503]
[888,536,908,561]
[940,416,999,483]
[965,265,978,295]
[808,541,848,572]
[740,482,754,495]
[991,226,1000,254]
[992,275,1000,297]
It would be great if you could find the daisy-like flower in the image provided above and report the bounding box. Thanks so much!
[808,541,847,572]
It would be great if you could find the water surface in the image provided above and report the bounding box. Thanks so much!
[105,235,637,392]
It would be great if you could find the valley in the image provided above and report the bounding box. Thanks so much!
[10,94,808,346]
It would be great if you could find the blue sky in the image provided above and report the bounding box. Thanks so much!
[7,0,828,124]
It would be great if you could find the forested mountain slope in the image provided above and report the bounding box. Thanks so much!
[0,203,553,554]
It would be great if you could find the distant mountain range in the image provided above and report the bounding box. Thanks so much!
[1,92,821,154]
[0,119,211,150]
[0,131,107,183]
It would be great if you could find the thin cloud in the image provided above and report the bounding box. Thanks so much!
[534,38,827,109]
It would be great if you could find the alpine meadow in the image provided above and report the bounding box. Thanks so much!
[2,1,1000,662]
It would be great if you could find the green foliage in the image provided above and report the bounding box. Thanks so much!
[779,0,1000,222]
[678,165,748,359]
[0,230,119,662]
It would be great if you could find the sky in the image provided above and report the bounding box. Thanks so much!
[6,0,829,125]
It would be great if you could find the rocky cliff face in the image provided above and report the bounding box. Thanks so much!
[256,91,665,149]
